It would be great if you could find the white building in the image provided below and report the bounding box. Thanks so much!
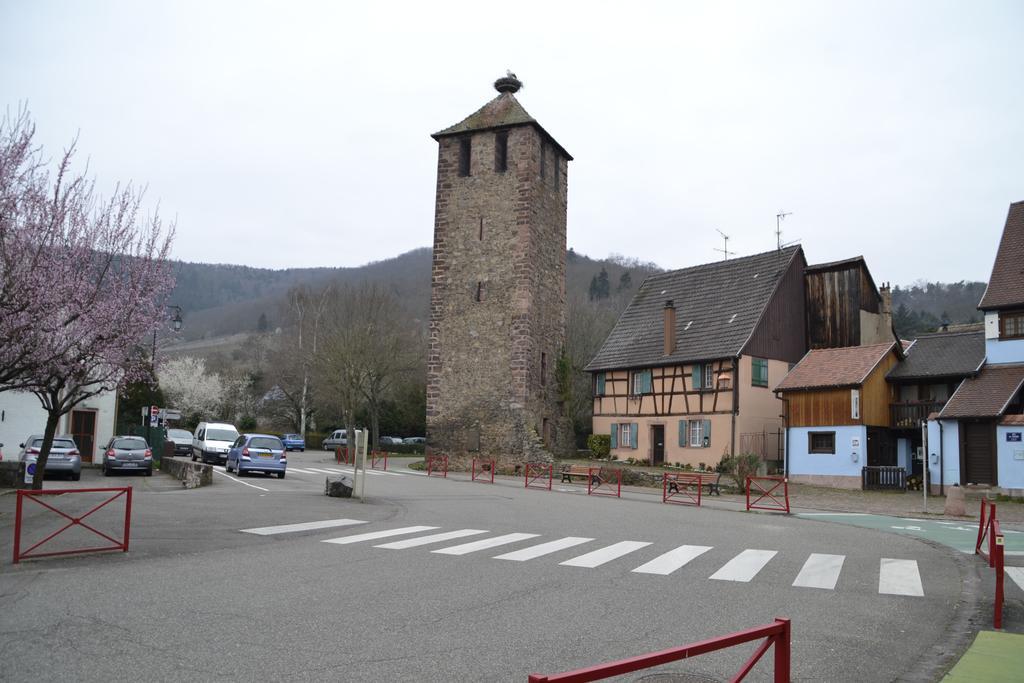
[0,390,117,464]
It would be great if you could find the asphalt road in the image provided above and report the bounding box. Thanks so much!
[0,452,991,681]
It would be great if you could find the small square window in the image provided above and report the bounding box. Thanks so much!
[808,432,836,454]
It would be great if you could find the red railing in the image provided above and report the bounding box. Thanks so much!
[525,463,552,491]
[335,447,351,465]
[13,487,133,564]
[472,458,495,484]
[746,476,790,514]
[975,499,1005,629]
[426,454,448,478]
[370,451,388,471]
[663,473,703,506]
[588,467,621,498]
[528,618,791,682]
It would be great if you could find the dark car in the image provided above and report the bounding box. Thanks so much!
[226,434,287,478]
[166,428,193,457]
[102,436,153,476]
[280,433,305,452]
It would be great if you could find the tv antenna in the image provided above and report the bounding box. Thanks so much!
[713,229,735,260]
[776,210,793,250]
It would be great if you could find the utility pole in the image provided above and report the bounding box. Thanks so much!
[714,229,735,260]
[776,210,792,250]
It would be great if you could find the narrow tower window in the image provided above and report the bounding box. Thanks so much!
[479,217,484,241]
[475,281,485,302]
[541,352,547,386]
[553,152,560,188]
[539,142,546,179]
[458,137,471,177]
[494,131,508,172]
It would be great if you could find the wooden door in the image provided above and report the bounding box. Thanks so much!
[70,410,97,462]
[867,427,896,467]
[651,425,665,465]
[963,421,996,485]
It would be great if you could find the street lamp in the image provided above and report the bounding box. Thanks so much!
[153,305,183,365]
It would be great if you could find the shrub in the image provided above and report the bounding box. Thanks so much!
[719,453,761,490]
[587,434,611,460]
[238,415,257,430]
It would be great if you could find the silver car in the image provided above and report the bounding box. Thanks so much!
[102,436,153,476]
[19,435,83,481]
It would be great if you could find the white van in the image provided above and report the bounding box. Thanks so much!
[192,422,240,465]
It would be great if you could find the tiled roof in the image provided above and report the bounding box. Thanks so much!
[939,364,1024,419]
[886,331,985,380]
[1001,414,1024,425]
[775,342,897,392]
[979,201,1024,310]
[432,92,572,159]
[585,246,802,372]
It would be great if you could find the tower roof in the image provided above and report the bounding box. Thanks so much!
[978,200,1024,310]
[431,77,572,160]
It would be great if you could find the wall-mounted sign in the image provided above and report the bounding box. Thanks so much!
[1007,432,1022,442]
[851,438,861,448]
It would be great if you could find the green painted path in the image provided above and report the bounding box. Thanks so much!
[943,631,1024,682]
[795,512,1024,554]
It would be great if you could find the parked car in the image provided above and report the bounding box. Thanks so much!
[102,436,153,476]
[403,437,426,445]
[166,428,193,457]
[322,429,348,451]
[226,434,287,478]
[18,434,82,481]
[280,433,305,452]
[379,436,403,446]
[192,422,240,465]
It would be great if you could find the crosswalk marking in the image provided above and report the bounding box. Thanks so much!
[375,529,489,549]
[793,553,845,590]
[433,533,540,556]
[241,518,366,536]
[494,537,594,562]
[710,549,777,582]
[286,467,319,474]
[322,526,439,545]
[878,558,923,596]
[560,541,652,568]
[1006,567,1024,592]
[632,544,712,576]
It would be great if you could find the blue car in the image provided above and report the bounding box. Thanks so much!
[280,433,305,452]
[226,434,287,478]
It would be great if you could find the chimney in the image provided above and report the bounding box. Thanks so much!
[879,282,895,339]
[663,300,676,355]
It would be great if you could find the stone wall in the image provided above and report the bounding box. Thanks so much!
[159,456,212,488]
[0,461,29,489]
[427,119,571,465]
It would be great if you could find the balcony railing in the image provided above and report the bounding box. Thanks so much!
[890,401,944,429]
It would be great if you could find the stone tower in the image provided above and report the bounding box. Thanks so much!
[426,75,571,464]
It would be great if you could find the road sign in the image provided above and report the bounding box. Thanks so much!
[149,405,160,427]
[163,409,182,421]
[25,462,36,484]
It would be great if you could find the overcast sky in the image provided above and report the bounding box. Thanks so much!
[2,1,1022,283]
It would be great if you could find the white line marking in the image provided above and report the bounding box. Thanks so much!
[433,533,540,556]
[792,553,845,590]
[797,513,868,517]
[1007,567,1024,593]
[709,549,778,582]
[322,526,439,545]
[241,519,367,535]
[494,537,594,561]
[284,467,319,474]
[560,541,652,568]
[879,558,924,596]
[632,545,712,575]
[375,529,489,549]
[213,469,269,491]
[307,467,342,474]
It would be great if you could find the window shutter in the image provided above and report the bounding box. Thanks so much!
[595,374,605,396]
[692,364,701,389]
[679,420,688,447]
[642,370,652,394]
[702,419,712,448]
[630,423,639,449]
[610,423,618,449]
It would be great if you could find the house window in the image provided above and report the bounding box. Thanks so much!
[494,131,508,172]
[595,373,606,396]
[690,420,702,448]
[458,137,471,177]
[751,358,769,387]
[693,363,713,390]
[1000,310,1024,339]
[808,431,836,454]
[540,352,547,386]
[631,369,653,395]
[851,389,860,420]
[679,419,712,448]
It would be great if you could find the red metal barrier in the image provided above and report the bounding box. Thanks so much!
[588,467,621,498]
[746,476,790,514]
[13,487,132,564]
[370,451,388,471]
[975,499,1005,628]
[525,462,552,491]
[472,458,495,484]
[335,447,351,465]
[528,617,791,682]
[426,455,448,478]
[663,473,703,506]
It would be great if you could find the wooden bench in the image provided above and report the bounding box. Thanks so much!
[561,464,597,485]
[666,472,722,496]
